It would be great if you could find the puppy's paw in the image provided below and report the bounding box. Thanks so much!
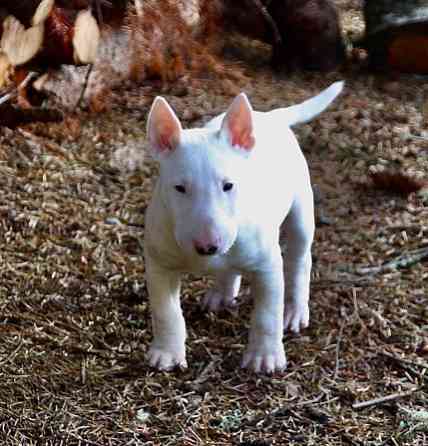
[241,344,286,374]
[146,345,187,371]
[201,289,237,312]
[284,301,309,333]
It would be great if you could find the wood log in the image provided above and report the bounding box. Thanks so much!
[32,0,55,26]
[0,103,62,128]
[1,16,44,66]
[0,1,42,28]
[73,9,100,64]
[0,1,126,25]
[0,1,100,105]
[268,0,345,71]
[0,52,12,88]
[0,3,100,68]
[363,0,428,73]
[0,0,53,68]
[221,0,345,72]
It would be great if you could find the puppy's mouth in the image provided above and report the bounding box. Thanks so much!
[212,237,237,257]
[177,239,235,258]
[220,239,236,256]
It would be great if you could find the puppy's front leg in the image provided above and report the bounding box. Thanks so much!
[145,255,187,370]
[242,248,286,374]
[282,192,314,333]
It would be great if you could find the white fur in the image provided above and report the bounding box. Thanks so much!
[144,81,344,373]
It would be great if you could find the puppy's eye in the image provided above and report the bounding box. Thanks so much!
[174,185,186,194]
[223,182,234,192]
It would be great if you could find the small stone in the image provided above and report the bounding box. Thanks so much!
[136,409,150,424]
[105,217,122,225]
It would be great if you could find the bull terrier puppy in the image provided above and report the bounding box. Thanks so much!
[144,81,344,374]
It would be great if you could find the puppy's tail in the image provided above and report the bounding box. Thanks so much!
[272,81,344,126]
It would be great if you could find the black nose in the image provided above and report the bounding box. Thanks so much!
[195,244,218,256]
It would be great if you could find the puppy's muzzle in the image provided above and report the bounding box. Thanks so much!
[194,241,219,256]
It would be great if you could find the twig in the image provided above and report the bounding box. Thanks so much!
[352,388,418,410]
[250,0,282,45]
[81,357,87,385]
[311,277,376,288]
[194,357,221,385]
[74,63,94,110]
[334,320,346,380]
[0,336,24,366]
[18,129,72,160]
[379,350,428,382]
[295,393,324,407]
[404,133,428,142]
[380,351,428,370]
[355,246,428,275]
[0,71,38,106]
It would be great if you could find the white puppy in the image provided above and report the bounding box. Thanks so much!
[144,82,344,373]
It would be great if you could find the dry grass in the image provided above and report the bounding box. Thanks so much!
[1,1,428,445]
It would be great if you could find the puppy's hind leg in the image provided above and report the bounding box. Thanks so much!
[282,187,315,333]
[201,272,241,312]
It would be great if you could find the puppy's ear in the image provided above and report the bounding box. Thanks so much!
[220,93,255,151]
[147,96,182,157]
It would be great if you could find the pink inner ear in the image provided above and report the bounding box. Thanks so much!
[157,123,179,152]
[148,96,181,155]
[229,120,255,150]
[223,93,255,151]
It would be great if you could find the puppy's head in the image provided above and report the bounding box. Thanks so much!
[146,93,255,258]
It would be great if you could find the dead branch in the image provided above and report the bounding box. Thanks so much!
[0,104,63,128]
[379,351,428,382]
[380,351,428,370]
[74,63,94,110]
[0,71,37,105]
[355,246,428,275]
[334,320,346,380]
[250,0,282,45]
[352,388,419,410]
[294,393,325,407]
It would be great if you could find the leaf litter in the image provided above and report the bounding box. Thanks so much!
[0,1,428,445]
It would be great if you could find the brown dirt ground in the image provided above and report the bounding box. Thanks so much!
[0,1,427,445]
